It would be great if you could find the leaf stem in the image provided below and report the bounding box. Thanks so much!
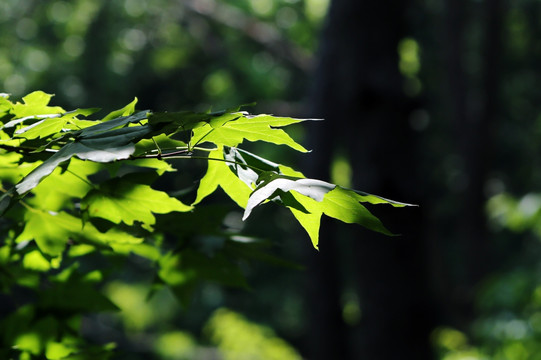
[151,137,162,158]
[190,127,214,150]
[65,169,96,189]
[134,146,217,159]
[161,155,266,172]
[192,146,218,152]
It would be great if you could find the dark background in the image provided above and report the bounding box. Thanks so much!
[2,0,541,358]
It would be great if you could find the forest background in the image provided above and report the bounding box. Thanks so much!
[1,0,540,359]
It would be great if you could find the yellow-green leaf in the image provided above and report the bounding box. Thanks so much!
[191,114,315,152]
[193,146,252,208]
[82,179,192,229]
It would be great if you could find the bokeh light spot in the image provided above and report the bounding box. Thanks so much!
[23,49,51,72]
[124,0,148,17]
[203,70,233,97]
[63,35,84,58]
[16,18,38,40]
[250,0,274,16]
[305,0,330,23]
[120,28,147,52]
[47,1,72,23]
[108,52,134,75]
[4,74,27,96]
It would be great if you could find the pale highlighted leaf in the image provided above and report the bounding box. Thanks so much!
[11,112,152,197]
[222,146,280,187]
[243,176,335,220]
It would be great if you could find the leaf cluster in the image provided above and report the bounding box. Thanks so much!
[0,91,412,358]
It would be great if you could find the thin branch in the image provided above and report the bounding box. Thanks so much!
[159,155,265,173]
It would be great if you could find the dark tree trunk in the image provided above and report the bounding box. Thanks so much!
[439,0,502,327]
[303,0,433,359]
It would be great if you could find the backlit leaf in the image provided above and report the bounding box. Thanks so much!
[82,178,192,229]
[243,175,335,220]
[101,97,138,121]
[191,114,315,152]
[193,146,252,208]
[15,209,143,256]
[11,91,64,119]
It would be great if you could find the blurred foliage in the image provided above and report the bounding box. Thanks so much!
[0,0,328,113]
[205,308,302,360]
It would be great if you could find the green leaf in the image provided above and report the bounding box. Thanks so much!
[193,146,252,208]
[78,110,148,139]
[82,178,192,230]
[8,112,152,200]
[191,114,315,152]
[13,142,131,196]
[13,108,101,140]
[288,199,322,248]
[322,187,396,234]
[15,209,143,256]
[45,341,74,359]
[241,171,412,248]
[134,133,187,156]
[11,91,64,119]
[15,210,74,256]
[352,190,414,207]
[101,97,137,121]
[14,117,67,139]
[0,152,38,184]
[291,188,399,249]
[0,95,12,120]
[29,159,102,211]
[22,250,51,272]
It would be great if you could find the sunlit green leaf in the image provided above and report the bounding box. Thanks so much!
[29,159,100,211]
[0,95,12,120]
[15,209,143,256]
[82,178,192,229]
[101,97,138,121]
[11,91,64,119]
[15,210,75,256]
[45,341,74,359]
[22,250,51,272]
[13,108,100,140]
[193,146,252,208]
[191,114,315,152]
